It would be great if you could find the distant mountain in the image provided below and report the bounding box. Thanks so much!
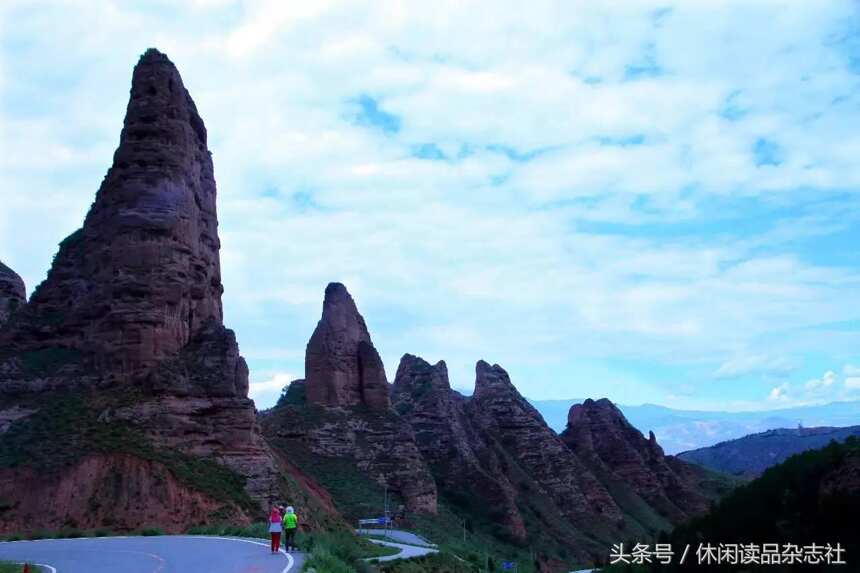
[529,399,860,454]
[676,425,860,477]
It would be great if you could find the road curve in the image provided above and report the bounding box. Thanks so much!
[0,535,302,573]
[366,538,438,562]
[356,529,436,548]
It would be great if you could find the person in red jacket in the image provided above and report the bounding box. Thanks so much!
[268,505,283,554]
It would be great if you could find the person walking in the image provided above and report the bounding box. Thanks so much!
[283,506,299,552]
[268,505,283,554]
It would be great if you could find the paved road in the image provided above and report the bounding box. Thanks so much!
[356,529,436,548]
[0,535,302,573]
[365,538,438,562]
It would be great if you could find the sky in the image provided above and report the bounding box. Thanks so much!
[1,0,859,411]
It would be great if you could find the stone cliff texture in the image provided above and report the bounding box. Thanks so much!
[0,49,336,531]
[1,49,225,383]
[305,282,390,410]
[468,362,624,528]
[263,284,437,515]
[0,262,25,328]
[391,354,526,540]
[561,398,713,522]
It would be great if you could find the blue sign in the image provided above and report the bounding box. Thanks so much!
[502,561,516,570]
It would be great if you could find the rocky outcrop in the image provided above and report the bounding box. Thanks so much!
[305,283,390,410]
[1,48,225,383]
[263,284,436,515]
[469,362,624,527]
[0,49,333,531]
[0,261,25,328]
[392,354,526,540]
[561,398,712,521]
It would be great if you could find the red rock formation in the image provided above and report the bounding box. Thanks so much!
[468,362,624,527]
[561,398,712,521]
[305,282,390,410]
[0,261,25,328]
[0,453,226,535]
[263,285,437,515]
[0,50,336,530]
[2,49,227,381]
[391,354,526,540]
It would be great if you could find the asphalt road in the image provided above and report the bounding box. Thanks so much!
[356,529,436,548]
[366,539,438,562]
[0,535,302,573]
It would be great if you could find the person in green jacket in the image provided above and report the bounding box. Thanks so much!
[282,506,299,552]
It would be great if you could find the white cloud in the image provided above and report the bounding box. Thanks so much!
[2,0,860,410]
[805,370,837,391]
[249,372,296,403]
[844,365,860,377]
[714,354,795,380]
[768,383,790,402]
[846,378,860,391]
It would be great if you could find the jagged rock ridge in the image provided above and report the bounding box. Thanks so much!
[562,398,717,522]
[391,355,526,540]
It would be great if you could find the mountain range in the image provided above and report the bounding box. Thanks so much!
[676,425,860,477]
[0,49,734,572]
[530,398,860,454]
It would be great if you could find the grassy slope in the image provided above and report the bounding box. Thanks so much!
[635,437,860,572]
[0,391,257,518]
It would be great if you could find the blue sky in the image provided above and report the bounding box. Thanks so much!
[2,0,860,411]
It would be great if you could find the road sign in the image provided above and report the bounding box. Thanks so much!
[358,517,391,525]
[502,561,517,570]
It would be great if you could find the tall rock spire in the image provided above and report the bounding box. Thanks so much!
[2,48,227,380]
[0,51,310,532]
[305,282,390,409]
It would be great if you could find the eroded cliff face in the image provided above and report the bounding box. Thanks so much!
[561,398,713,521]
[0,454,226,535]
[0,262,25,329]
[263,284,437,515]
[0,49,334,532]
[2,49,225,383]
[391,355,526,540]
[468,362,625,527]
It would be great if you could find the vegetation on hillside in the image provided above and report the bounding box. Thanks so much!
[603,437,860,572]
[0,392,257,516]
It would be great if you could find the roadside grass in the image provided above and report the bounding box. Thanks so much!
[301,531,396,572]
[0,562,42,573]
[374,553,476,573]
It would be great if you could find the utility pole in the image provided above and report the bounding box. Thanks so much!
[384,484,389,539]
[462,516,467,543]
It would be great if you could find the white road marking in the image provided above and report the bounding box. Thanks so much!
[206,536,295,573]
[8,562,57,573]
